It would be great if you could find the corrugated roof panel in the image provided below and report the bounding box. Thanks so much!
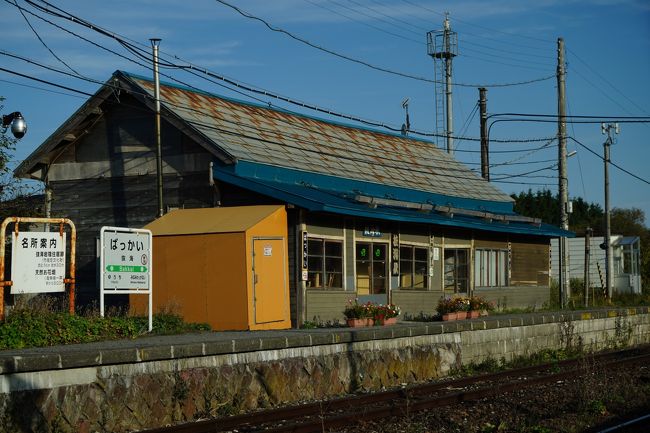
[128,74,512,204]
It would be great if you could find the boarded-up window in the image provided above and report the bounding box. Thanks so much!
[474,249,508,287]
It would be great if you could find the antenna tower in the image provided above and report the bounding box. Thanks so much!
[427,14,457,153]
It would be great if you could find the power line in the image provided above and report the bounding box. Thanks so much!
[0,78,86,98]
[0,67,94,96]
[568,136,650,186]
[12,0,560,143]
[12,0,79,76]
[214,0,556,88]
[567,47,648,117]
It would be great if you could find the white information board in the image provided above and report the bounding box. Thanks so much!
[100,226,152,331]
[11,231,66,294]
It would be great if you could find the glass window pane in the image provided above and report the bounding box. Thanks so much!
[307,239,322,255]
[307,271,323,288]
[325,241,342,257]
[373,244,386,261]
[357,243,370,261]
[400,246,412,260]
[414,247,427,261]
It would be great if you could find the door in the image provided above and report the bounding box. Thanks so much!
[252,238,287,324]
[355,242,388,305]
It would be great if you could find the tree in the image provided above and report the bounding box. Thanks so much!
[512,188,649,292]
[0,97,42,219]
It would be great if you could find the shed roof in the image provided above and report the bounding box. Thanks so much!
[144,205,284,236]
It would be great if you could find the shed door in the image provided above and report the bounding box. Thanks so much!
[252,238,287,324]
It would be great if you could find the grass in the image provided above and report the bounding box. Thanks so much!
[0,295,210,350]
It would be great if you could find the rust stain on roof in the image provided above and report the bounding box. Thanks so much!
[130,76,511,203]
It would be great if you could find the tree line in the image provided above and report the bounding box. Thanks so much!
[512,189,649,291]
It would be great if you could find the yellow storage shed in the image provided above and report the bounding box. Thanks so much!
[131,205,291,331]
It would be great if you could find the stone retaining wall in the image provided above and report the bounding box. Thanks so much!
[0,308,648,432]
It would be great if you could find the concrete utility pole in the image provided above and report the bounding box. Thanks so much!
[479,88,489,180]
[584,227,592,307]
[602,123,619,300]
[557,37,570,308]
[443,16,454,155]
[151,38,164,218]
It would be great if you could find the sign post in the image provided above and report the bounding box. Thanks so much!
[0,217,76,321]
[100,226,152,331]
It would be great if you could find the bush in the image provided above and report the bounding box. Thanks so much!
[0,300,210,350]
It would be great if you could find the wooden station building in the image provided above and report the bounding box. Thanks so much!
[15,71,571,327]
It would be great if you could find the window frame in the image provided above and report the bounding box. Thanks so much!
[444,248,470,293]
[306,236,345,290]
[398,244,429,290]
[474,248,509,288]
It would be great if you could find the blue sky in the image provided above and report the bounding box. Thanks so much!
[2,0,649,227]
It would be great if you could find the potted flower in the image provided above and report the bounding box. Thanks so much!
[468,296,484,319]
[343,299,374,327]
[455,297,469,320]
[373,303,400,325]
[480,298,496,316]
[436,297,459,321]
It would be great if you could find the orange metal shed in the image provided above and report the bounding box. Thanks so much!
[130,205,291,331]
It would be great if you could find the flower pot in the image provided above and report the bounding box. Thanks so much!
[480,310,489,317]
[468,310,481,319]
[456,311,468,320]
[347,318,373,327]
[379,317,397,326]
[442,312,457,321]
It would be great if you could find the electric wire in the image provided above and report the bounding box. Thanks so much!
[12,0,560,142]
[567,47,648,116]
[214,0,556,88]
[398,0,555,45]
[568,137,650,186]
[12,0,79,76]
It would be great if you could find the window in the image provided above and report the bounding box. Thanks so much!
[399,245,428,289]
[444,248,469,293]
[307,239,343,289]
[474,249,508,287]
[356,242,387,294]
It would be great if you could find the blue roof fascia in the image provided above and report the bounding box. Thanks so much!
[228,160,514,214]
[117,71,442,148]
[213,163,573,238]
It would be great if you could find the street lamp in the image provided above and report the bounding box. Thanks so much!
[2,111,27,139]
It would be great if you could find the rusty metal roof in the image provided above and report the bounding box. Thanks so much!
[124,73,512,204]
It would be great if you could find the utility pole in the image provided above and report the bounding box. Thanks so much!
[151,38,164,218]
[557,37,570,308]
[601,123,619,300]
[479,88,489,180]
[584,227,592,307]
[427,14,457,153]
[443,16,454,155]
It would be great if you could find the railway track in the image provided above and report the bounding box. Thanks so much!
[138,346,650,433]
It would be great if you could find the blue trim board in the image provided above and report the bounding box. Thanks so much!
[230,161,514,214]
[213,162,573,238]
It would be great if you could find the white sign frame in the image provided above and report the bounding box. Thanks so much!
[100,226,152,331]
[11,231,67,294]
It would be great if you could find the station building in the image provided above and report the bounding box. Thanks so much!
[15,71,570,328]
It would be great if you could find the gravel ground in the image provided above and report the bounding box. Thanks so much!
[341,360,650,433]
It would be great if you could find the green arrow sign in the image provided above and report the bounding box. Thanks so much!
[106,265,148,272]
